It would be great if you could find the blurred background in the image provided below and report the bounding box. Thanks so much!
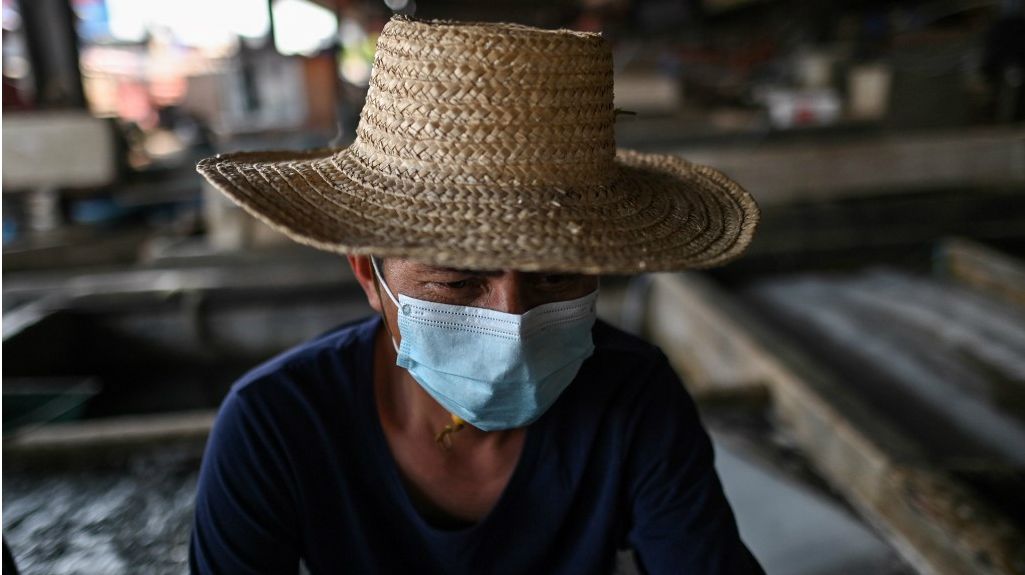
[2,0,1024,573]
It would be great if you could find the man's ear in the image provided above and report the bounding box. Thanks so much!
[347,255,383,313]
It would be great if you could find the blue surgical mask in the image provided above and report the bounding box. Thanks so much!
[372,258,598,431]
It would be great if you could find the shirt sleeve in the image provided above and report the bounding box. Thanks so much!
[190,385,301,574]
[624,357,765,575]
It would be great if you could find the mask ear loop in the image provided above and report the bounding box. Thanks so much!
[371,256,467,450]
[370,256,400,354]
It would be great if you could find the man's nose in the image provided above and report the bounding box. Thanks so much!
[488,272,530,315]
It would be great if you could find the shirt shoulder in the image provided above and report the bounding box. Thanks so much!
[229,314,380,403]
[585,318,676,394]
[190,318,382,574]
[591,318,668,365]
[551,318,685,433]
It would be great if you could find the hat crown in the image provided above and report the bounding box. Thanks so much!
[349,16,616,189]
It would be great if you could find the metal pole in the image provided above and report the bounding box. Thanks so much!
[18,0,86,109]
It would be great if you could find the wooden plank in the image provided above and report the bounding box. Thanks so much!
[646,272,1025,575]
[2,112,118,190]
[745,269,1025,466]
[646,274,769,404]
[3,410,215,468]
[936,237,1025,309]
[673,127,1025,206]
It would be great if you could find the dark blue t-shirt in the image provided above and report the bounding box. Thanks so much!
[190,315,763,574]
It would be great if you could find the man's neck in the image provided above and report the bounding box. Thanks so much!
[370,322,529,526]
[372,324,518,448]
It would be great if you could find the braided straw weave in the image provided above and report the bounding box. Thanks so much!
[197,15,760,274]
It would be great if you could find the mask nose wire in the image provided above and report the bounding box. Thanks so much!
[370,257,400,354]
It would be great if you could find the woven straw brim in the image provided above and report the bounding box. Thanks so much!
[196,147,759,274]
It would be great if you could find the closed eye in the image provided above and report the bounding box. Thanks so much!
[428,277,482,291]
[534,274,581,288]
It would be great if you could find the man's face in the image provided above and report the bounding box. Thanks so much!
[348,256,599,345]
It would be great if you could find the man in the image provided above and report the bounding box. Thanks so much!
[191,15,763,574]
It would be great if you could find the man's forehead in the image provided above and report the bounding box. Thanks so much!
[396,260,507,276]
[388,259,582,277]
[420,263,501,276]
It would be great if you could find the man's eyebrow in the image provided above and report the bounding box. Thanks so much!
[423,266,503,276]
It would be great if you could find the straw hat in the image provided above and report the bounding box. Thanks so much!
[197,15,759,274]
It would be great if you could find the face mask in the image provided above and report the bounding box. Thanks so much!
[371,258,598,431]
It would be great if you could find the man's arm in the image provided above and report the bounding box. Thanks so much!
[624,358,764,575]
[190,387,300,574]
